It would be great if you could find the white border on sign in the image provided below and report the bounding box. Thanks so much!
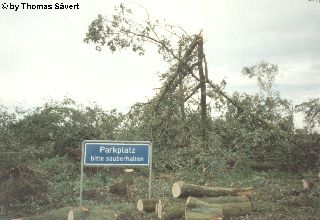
[84,142,151,166]
[80,140,153,206]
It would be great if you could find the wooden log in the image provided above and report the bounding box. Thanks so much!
[185,207,223,220]
[137,199,158,212]
[172,181,255,198]
[155,202,158,215]
[185,197,223,219]
[161,208,185,220]
[187,196,252,217]
[199,195,250,203]
[157,200,164,219]
[67,210,74,220]
[302,179,313,192]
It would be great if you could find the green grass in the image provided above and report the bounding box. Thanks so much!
[2,151,320,219]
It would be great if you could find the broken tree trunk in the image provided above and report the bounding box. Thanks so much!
[136,199,158,212]
[187,196,252,217]
[172,181,255,198]
[154,34,200,110]
[197,33,207,144]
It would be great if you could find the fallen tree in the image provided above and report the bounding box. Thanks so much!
[187,196,252,217]
[159,207,185,220]
[172,181,255,198]
[156,199,186,219]
[185,206,223,220]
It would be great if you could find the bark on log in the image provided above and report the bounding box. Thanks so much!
[172,181,255,198]
[185,206,223,220]
[136,199,158,212]
[67,210,74,220]
[187,196,252,217]
[189,195,250,204]
[155,202,158,215]
[160,208,185,220]
[157,199,164,219]
[157,199,187,219]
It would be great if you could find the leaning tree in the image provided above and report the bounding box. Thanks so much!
[84,3,270,145]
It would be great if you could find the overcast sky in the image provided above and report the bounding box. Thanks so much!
[1,0,319,119]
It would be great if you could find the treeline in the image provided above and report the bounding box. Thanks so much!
[1,94,319,172]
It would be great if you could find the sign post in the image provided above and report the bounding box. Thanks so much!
[80,140,152,206]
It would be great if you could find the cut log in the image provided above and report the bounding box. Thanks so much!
[185,206,223,220]
[157,199,187,220]
[67,210,74,220]
[195,195,250,204]
[155,202,158,215]
[160,208,185,220]
[156,198,188,219]
[157,200,164,219]
[172,181,255,198]
[302,179,313,192]
[137,199,158,212]
[185,197,223,219]
[187,196,252,217]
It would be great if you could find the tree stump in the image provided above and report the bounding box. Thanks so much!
[109,169,135,198]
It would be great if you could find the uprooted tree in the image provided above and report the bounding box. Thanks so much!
[84,3,274,146]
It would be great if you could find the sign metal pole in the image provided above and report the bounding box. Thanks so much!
[80,141,84,206]
[148,143,152,199]
[79,140,152,206]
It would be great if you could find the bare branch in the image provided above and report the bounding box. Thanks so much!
[184,83,201,102]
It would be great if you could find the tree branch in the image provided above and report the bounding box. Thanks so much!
[206,79,271,127]
[184,83,201,102]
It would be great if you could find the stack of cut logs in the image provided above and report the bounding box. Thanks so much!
[137,181,255,220]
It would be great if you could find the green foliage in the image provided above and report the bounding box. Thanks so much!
[5,98,123,158]
[295,98,320,130]
[211,92,294,163]
[291,129,320,171]
[84,3,189,63]
[242,61,278,97]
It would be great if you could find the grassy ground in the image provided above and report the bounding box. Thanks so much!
[1,147,319,219]
[16,168,320,220]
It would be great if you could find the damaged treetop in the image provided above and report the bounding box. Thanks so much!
[84,3,273,145]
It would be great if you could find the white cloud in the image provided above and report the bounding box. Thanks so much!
[0,0,319,113]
